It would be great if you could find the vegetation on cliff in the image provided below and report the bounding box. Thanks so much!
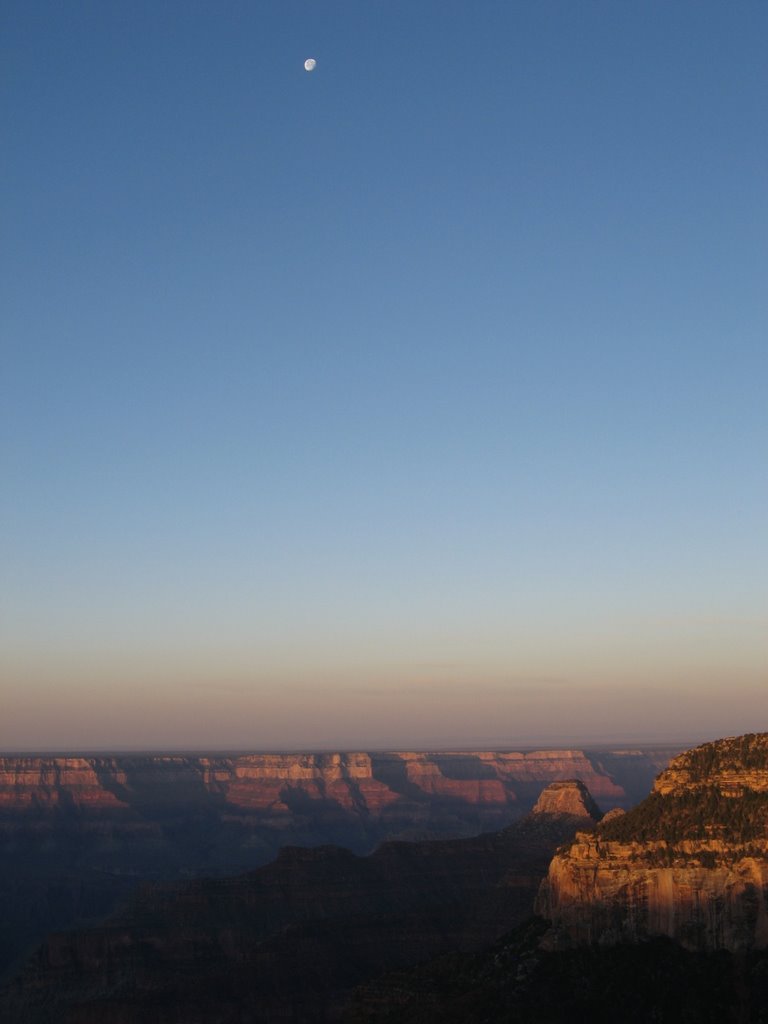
[597,786,768,844]
[598,734,768,844]
[676,734,768,778]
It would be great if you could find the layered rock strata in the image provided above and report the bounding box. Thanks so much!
[531,779,603,819]
[0,747,673,820]
[537,733,768,951]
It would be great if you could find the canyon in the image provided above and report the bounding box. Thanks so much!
[5,735,768,1021]
[0,746,675,978]
[0,780,602,1023]
[345,734,768,1022]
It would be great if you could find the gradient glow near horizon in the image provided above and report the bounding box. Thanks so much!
[2,2,766,752]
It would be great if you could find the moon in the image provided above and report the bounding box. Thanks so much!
[304,58,317,72]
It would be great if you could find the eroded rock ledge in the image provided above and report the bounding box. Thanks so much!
[537,733,768,951]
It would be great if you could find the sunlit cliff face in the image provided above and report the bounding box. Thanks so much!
[537,734,768,952]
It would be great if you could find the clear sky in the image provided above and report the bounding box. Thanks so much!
[2,1,766,751]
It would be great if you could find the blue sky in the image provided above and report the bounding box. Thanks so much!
[2,1,766,750]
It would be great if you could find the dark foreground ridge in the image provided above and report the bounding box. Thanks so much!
[343,917,768,1024]
[0,782,601,1023]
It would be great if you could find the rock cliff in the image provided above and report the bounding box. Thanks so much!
[0,748,663,819]
[531,779,603,820]
[537,733,768,951]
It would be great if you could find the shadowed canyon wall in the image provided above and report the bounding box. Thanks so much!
[0,747,677,979]
[0,781,603,1024]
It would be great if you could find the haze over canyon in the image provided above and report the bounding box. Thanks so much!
[0,745,675,982]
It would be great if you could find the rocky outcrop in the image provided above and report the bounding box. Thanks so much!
[531,779,602,821]
[537,832,768,951]
[537,734,768,951]
[600,807,626,824]
[651,734,768,798]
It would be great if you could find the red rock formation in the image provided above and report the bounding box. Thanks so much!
[537,734,768,952]
[531,779,602,820]
[0,748,674,820]
[0,758,126,811]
